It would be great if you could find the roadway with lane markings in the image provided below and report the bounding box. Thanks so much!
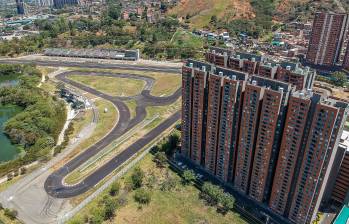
[45,70,181,198]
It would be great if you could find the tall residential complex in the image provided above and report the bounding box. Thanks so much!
[53,0,78,8]
[35,0,54,7]
[306,12,348,66]
[181,49,349,224]
[15,0,25,14]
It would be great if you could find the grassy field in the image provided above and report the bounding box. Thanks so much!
[68,75,146,97]
[68,154,248,224]
[171,29,204,49]
[67,68,181,97]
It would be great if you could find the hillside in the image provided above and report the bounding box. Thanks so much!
[168,0,255,29]
[275,0,346,22]
[169,0,348,29]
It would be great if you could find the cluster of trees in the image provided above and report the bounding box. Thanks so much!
[200,182,236,214]
[151,131,180,157]
[0,0,196,60]
[316,71,348,87]
[0,64,66,177]
[76,181,121,223]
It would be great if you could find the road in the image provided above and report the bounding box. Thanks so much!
[44,70,181,198]
[0,58,181,74]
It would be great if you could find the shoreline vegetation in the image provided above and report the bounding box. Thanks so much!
[0,64,66,177]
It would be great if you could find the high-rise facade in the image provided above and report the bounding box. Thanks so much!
[53,0,78,8]
[306,12,348,67]
[234,82,264,194]
[205,73,223,174]
[269,93,312,216]
[15,0,25,14]
[181,55,348,224]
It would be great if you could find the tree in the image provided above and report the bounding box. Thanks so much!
[134,189,151,205]
[220,193,235,214]
[167,133,180,156]
[200,182,224,206]
[200,182,235,213]
[210,15,217,25]
[154,151,167,168]
[109,182,120,196]
[131,167,145,189]
[332,71,347,87]
[182,169,196,185]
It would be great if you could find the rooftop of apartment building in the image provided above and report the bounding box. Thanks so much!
[340,130,349,152]
[207,47,314,77]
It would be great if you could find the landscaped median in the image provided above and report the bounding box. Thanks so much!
[68,75,146,97]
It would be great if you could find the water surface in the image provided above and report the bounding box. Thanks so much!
[0,105,22,163]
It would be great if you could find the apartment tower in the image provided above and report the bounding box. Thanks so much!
[306,12,348,66]
[180,56,348,224]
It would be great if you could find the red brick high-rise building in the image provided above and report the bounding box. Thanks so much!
[248,88,284,202]
[204,73,223,174]
[288,102,343,224]
[234,82,264,194]
[181,56,348,224]
[269,92,312,216]
[190,66,208,165]
[306,12,348,67]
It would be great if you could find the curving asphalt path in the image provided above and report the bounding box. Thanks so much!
[44,70,181,198]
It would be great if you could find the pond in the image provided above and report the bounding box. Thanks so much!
[0,75,19,88]
[0,105,22,163]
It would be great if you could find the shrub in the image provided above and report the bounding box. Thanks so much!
[134,189,151,205]
[109,182,120,196]
[4,208,18,220]
[103,197,118,220]
[160,175,178,192]
[131,167,144,189]
[153,151,167,168]
[182,169,196,185]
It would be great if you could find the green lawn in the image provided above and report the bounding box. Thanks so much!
[168,0,235,29]
[68,75,145,97]
[67,68,181,97]
[68,154,248,224]
[171,29,204,49]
